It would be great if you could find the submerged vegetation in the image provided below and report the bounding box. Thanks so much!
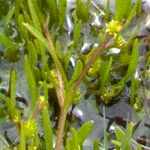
[0,0,149,149]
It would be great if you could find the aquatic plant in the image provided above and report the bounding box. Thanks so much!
[0,0,149,149]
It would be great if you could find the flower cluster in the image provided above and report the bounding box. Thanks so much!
[106,20,126,47]
[24,119,37,138]
[106,20,122,35]
[13,115,20,123]
[38,95,47,110]
[114,34,126,47]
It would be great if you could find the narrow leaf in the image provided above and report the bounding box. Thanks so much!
[42,106,53,150]
[28,0,41,32]
[115,127,125,141]
[124,0,140,29]
[65,128,78,150]
[23,23,67,84]
[93,140,99,150]
[73,19,82,48]
[10,69,17,101]
[23,23,48,47]
[18,14,29,42]
[27,41,37,65]
[68,59,83,88]
[45,0,57,24]
[6,70,18,119]
[76,0,90,22]
[115,0,132,21]
[124,39,139,81]
[58,0,67,27]
[20,122,26,150]
[100,57,113,94]
[0,33,14,47]
[104,0,110,21]
[3,7,15,28]
[77,121,94,145]
[24,55,37,111]
[55,40,63,59]
[122,122,135,150]
[111,140,121,148]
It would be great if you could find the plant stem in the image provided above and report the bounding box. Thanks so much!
[43,20,67,84]
[43,20,67,150]
[72,35,112,92]
[55,66,65,107]
[55,108,67,150]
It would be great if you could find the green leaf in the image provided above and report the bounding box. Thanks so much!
[93,140,99,150]
[0,33,14,47]
[4,46,19,62]
[23,23,48,47]
[76,0,90,22]
[23,23,67,84]
[124,0,140,29]
[6,70,20,120]
[45,0,57,24]
[10,69,17,101]
[27,41,37,65]
[115,0,132,21]
[58,0,67,27]
[68,59,83,88]
[42,106,53,150]
[104,0,110,21]
[20,122,26,150]
[65,128,78,150]
[100,57,113,94]
[111,140,121,148]
[73,19,82,48]
[24,55,37,111]
[125,28,138,49]
[0,33,19,62]
[115,127,125,141]
[28,0,41,32]
[77,121,94,145]
[122,122,135,150]
[124,39,139,81]
[14,0,21,21]
[3,6,15,28]
[23,23,55,61]
[130,76,138,105]
[55,40,63,60]
[64,51,71,70]
[17,14,29,42]
[137,144,142,150]
[23,10,32,25]
[136,0,142,17]
[34,38,46,58]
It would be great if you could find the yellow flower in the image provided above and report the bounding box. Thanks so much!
[88,58,102,77]
[38,95,47,110]
[24,119,37,138]
[106,20,122,35]
[13,115,20,123]
[115,35,126,47]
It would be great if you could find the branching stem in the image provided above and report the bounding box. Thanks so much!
[43,19,113,150]
[72,35,112,92]
[43,20,67,150]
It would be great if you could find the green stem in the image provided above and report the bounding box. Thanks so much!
[55,108,67,150]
